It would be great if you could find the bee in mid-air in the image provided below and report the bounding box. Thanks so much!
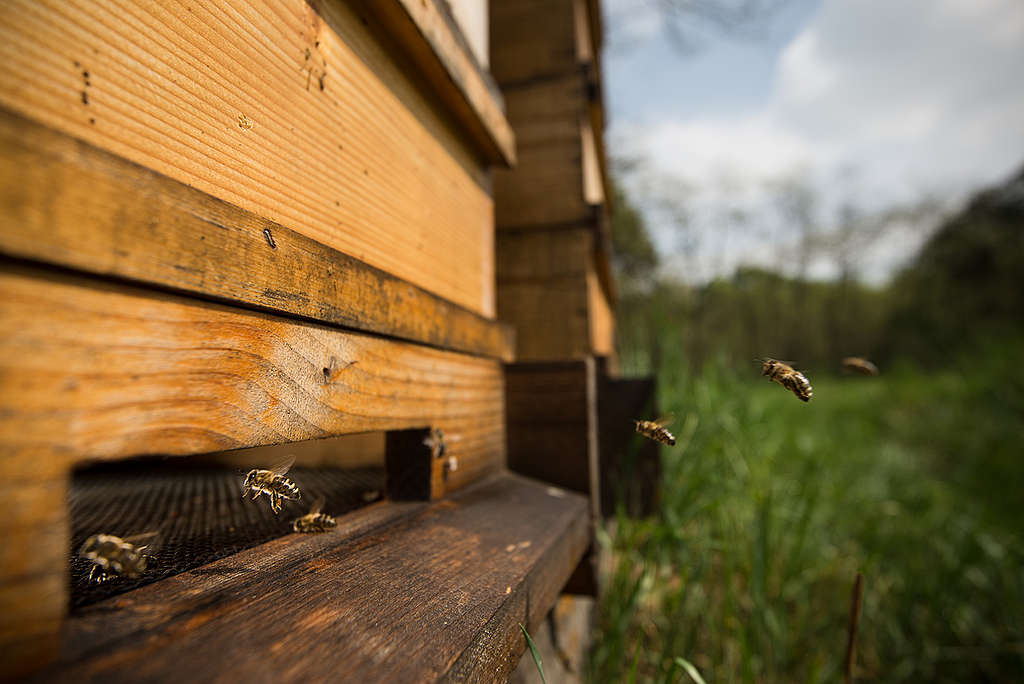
[292,495,337,533]
[633,415,676,446]
[79,532,158,583]
[841,357,879,376]
[760,358,813,402]
[242,455,301,514]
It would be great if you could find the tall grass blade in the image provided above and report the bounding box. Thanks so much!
[674,657,709,684]
[519,623,547,684]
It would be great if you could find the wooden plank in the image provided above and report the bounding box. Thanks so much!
[505,361,599,512]
[0,263,505,494]
[0,0,496,316]
[0,476,67,680]
[587,253,616,358]
[355,0,516,165]
[498,228,603,361]
[490,0,577,85]
[31,474,590,683]
[494,74,592,229]
[495,138,589,229]
[598,375,660,517]
[0,107,514,362]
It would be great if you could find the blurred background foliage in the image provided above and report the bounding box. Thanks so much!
[592,166,1024,682]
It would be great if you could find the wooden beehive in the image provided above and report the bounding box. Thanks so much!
[0,1,610,680]
[491,0,660,582]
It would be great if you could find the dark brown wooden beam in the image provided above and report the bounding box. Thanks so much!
[28,474,590,683]
[0,108,514,362]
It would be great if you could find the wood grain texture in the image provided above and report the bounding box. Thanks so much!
[0,107,514,362]
[31,474,590,683]
[598,375,660,518]
[490,0,576,85]
[505,361,599,513]
[354,0,516,165]
[0,263,505,495]
[498,228,616,361]
[494,74,589,230]
[0,476,67,680]
[0,0,495,315]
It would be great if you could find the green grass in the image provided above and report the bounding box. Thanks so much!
[590,344,1024,683]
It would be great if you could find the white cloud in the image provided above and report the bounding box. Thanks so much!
[611,0,1024,281]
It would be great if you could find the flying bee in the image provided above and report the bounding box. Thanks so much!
[760,358,813,402]
[242,455,301,514]
[79,532,158,583]
[841,357,879,376]
[633,415,676,446]
[292,495,337,533]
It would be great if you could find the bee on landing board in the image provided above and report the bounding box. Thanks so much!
[423,427,446,460]
[633,415,676,446]
[79,532,158,583]
[292,495,337,533]
[841,357,879,376]
[242,455,301,514]
[760,358,813,402]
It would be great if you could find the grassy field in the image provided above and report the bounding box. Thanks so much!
[590,341,1024,682]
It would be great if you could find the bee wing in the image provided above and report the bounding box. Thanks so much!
[268,454,296,476]
[123,531,161,554]
[309,494,325,515]
[652,413,675,428]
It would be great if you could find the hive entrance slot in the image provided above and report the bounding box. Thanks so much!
[68,433,399,610]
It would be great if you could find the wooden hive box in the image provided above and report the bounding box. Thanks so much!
[491,0,659,532]
[0,1,596,680]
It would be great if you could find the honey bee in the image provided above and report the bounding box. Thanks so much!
[761,358,813,402]
[292,495,337,533]
[423,427,446,460]
[633,415,676,446]
[841,357,879,376]
[242,455,301,514]
[79,532,158,583]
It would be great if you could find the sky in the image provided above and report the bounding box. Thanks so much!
[603,0,1024,283]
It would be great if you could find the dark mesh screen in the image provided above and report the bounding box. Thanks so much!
[69,461,385,609]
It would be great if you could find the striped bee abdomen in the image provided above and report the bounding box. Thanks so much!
[293,513,337,533]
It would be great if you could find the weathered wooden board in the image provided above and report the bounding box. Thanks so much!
[494,73,590,230]
[29,474,590,683]
[490,0,577,85]
[498,228,618,362]
[598,375,660,517]
[0,475,68,680]
[0,0,495,315]
[0,263,505,486]
[0,107,513,362]
[353,0,515,165]
[505,361,598,512]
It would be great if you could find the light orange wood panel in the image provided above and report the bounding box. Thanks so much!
[587,252,616,357]
[0,264,505,486]
[581,117,604,206]
[355,0,514,164]
[0,0,495,316]
[574,0,593,63]
[0,107,513,361]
